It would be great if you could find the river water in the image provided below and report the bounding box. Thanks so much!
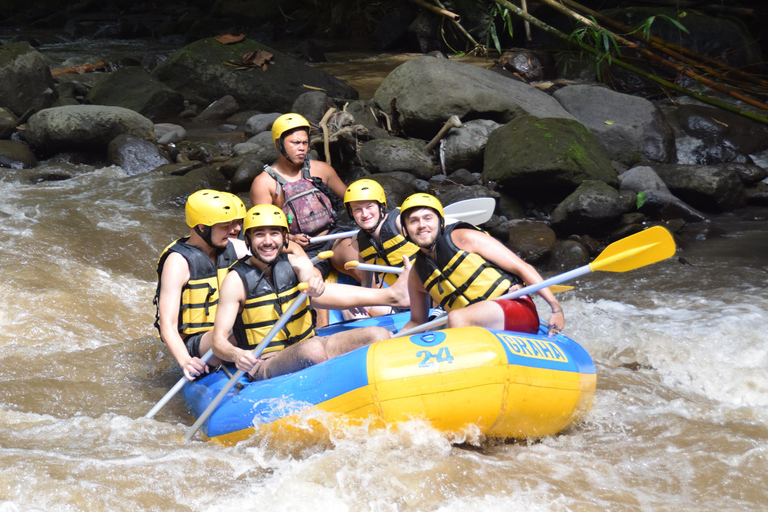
[1,36,768,512]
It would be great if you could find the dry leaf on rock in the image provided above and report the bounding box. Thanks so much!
[215,33,246,44]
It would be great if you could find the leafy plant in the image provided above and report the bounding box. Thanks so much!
[468,2,514,56]
[567,16,621,81]
[636,191,647,209]
[634,12,690,40]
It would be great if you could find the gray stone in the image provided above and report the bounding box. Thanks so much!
[0,140,38,169]
[291,91,336,124]
[194,95,240,123]
[359,138,438,179]
[373,56,574,139]
[502,219,557,265]
[154,123,187,144]
[547,240,590,272]
[85,67,184,121]
[483,115,618,202]
[244,113,282,138]
[442,119,500,174]
[619,165,710,223]
[26,105,155,153]
[0,108,17,139]
[654,163,746,212]
[550,180,625,235]
[107,134,172,175]
[553,84,675,165]
[345,100,394,140]
[0,43,57,117]
[448,168,477,186]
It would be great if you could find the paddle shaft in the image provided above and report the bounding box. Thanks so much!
[146,254,325,422]
[183,288,310,441]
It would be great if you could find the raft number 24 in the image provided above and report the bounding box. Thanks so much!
[410,332,454,367]
[417,347,454,367]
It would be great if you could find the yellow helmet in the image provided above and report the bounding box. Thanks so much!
[344,179,387,208]
[400,193,444,221]
[271,113,311,148]
[244,204,289,232]
[185,189,240,227]
[225,192,247,220]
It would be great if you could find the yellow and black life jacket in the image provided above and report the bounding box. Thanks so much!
[357,208,419,286]
[231,254,315,354]
[414,222,522,311]
[154,237,240,336]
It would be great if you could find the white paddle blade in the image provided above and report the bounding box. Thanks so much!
[443,197,496,225]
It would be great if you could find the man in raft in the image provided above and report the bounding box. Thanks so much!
[341,179,419,317]
[211,204,411,381]
[399,193,565,335]
[154,190,249,381]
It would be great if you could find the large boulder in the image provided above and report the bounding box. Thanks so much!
[26,105,155,153]
[553,84,675,165]
[483,115,618,202]
[373,56,574,139]
[500,219,557,265]
[0,108,17,139]
[151,38,358,112]
[358,138,438,179]
[0,140,38,169]
[550,180,627,236]
[85,67,185,121]
[653,163,746,212]
[0,43,57,117]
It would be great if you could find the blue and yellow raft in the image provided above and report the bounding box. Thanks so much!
[183,313,596,445]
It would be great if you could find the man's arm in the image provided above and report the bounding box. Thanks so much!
[452,228,564,330]
[401,266,431,331]
[211,271,255,372]
[157,253,204,379]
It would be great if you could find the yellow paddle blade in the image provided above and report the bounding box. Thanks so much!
[317,250,334,260]
[590,226,676,273]
[344,260,360,270]
[550,285,574,293]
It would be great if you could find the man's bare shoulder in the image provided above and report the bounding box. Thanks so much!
[307,159,335,180]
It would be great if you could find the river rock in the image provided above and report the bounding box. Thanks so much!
[553,84,675,165]
[215,154,265,193]
[745,183,768,206]
[674,104,768,162]
[291,91,336,124]
[154,123,187,144]
[433,185,500,218]
[0,43,57,117]
[346,100,394,140]
[547,239,591,272]
[550,180,627,236]
[85,67,184,122]
[107,134,172,175]
[447,168,477,186]
[0,140,38,169]
[0,108,18,139]
[244,113,282,138]
[653,163,746,212]
[441,119,500,174]
[26,105,155,153]
[724,162,768,185]
[194,95,240,124]
[359,138,438,179]
[151,38,358,113]
[373,56,574,140]
[619,166,708,223]
[501,219,557,265]
[483,115,618,202]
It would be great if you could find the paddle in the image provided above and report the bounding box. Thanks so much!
[309,197,496,243]
[343,260,574,293]
[145,252,332,421]
[394,226,676,338]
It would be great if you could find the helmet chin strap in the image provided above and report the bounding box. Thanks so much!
[194,225,217,249]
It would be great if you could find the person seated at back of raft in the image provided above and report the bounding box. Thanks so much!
[211,204,411,381]
[154,190,249,381]
[399,193,565,336]
[342,179,420,317]
[249,113,364,325]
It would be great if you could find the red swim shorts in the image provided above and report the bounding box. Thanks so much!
[493,295,539,333]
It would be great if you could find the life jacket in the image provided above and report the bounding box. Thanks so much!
[264,159,338,237]
[414,222,522,311]
[231,254,315,354]
[154,237,240,336]
[357,208,419,286]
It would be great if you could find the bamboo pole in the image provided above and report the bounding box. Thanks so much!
[409,0,460,21]
[429,0,480,50]
[531,0,768,112]
[560,0,768,90]
[489,0,768,125]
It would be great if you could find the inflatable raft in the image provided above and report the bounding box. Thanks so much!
[183,312,596,445]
